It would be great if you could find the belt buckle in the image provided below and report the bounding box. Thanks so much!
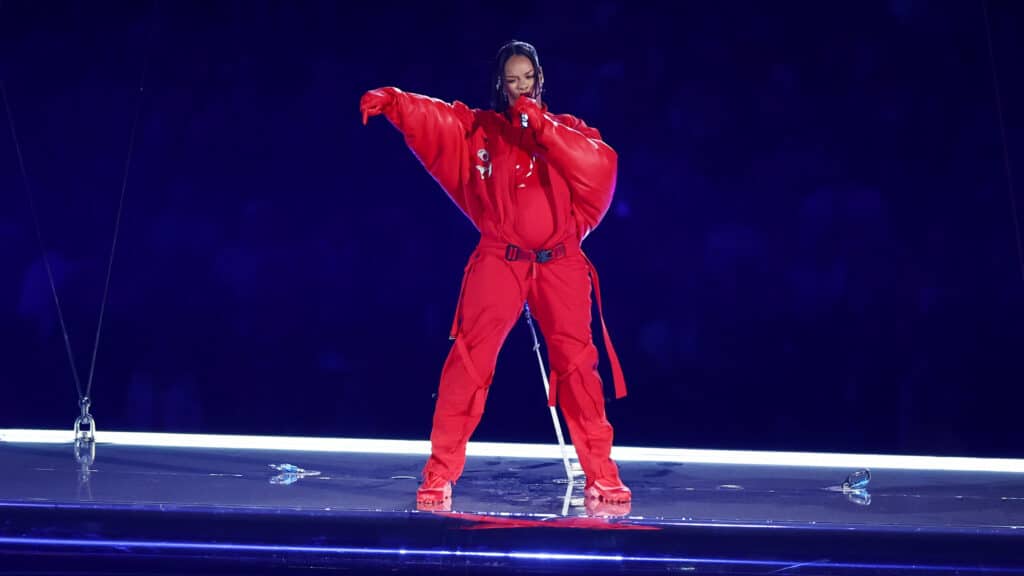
[535,249,553,264]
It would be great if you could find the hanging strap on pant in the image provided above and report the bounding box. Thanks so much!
[582,253,627,402]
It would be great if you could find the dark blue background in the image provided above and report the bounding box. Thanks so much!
[2,0,1022,457]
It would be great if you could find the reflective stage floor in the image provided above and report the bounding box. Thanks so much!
[1,429,1023,574]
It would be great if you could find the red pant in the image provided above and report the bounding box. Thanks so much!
[422,238,621,486]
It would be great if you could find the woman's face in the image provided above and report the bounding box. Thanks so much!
[503,54,541,106]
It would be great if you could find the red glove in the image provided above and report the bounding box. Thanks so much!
[510,95,544,132]
[360,88,395,125]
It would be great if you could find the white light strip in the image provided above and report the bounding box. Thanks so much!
[3,428,1024,473]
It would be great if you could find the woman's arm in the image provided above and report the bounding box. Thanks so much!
[512,97,617,238]
[361,87,476,218]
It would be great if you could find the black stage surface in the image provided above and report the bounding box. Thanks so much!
[2,429,1022,575]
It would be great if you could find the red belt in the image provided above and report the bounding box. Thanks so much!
[504,243,567,263]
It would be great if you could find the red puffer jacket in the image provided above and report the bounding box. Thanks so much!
[374,87,618,247]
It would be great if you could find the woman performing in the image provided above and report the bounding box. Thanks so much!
[360,40,631,511]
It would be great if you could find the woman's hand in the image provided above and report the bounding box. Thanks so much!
[510,95,543,130]
[360,89,395,125]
